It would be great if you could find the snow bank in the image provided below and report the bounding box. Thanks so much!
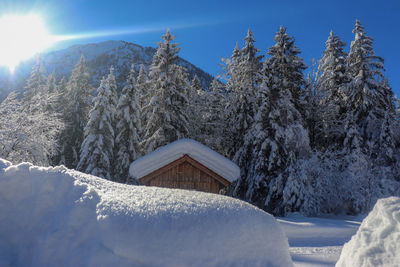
[130,139,240,182]
[336,197,400,267]
[0,160,292,267]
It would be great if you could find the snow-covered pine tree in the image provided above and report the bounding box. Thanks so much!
[376,111,395,166]
[142,29,189,153]
[77,73,116,179]
[114,64,142,182]
[46,73,57,94]
[392,96,400,150]
[106,66,119,114]
[186,75,205,141]
[61,55,92,168]
[336,20,399,214]
[22,59,47,105]
[136,64,148,111]
[237,26,309,215]
[317,31,348,150]
[342,116,377,214]
[268,26,307,113]
[303,60,322,150]
[219,43,240,156]
[41,73,60,113]
[231,76,271,203]
[345,20,387,148]
[52,76,69,165]
[203,77,226,153]
[225,29,263,174]
[57,76,68,112]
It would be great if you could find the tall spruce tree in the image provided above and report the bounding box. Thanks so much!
[267,26,307,112]
[234,26,310,215]
[106,66,119,114]
[42,73,59,113]
[203,77,226,153]
[317,31,348,150]
[345,20,388,149]
[136,64,148,111]
[136,64,149,137]
[142,29,189,153]
[187,75,205,141]
[114,64,142,182]
[303,60,322,150]
[23,59,47,105]
[61,55,92,168]
[77,73,116,179]
[225,29,263,172]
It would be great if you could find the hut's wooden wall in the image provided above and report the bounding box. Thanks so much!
[143,160,227,194]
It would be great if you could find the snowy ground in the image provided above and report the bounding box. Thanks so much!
[278,214,364,267]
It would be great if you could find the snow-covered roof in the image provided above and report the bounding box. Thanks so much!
[0,159,293,266]
[129,139,240,182]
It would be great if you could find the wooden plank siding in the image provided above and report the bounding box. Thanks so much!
[138,155,231,194]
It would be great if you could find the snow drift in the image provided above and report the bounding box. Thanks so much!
[336,197,400,267]
[0,159,292,267]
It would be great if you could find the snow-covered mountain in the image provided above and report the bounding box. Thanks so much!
[1,40,214,98]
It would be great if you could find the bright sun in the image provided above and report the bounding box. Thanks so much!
[0,15,54,72]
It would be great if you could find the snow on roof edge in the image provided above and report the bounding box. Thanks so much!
[129,139,240,182]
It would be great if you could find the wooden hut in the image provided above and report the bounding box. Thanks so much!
[129,139,240,194]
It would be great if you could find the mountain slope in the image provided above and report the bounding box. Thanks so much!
[3,40,214,97]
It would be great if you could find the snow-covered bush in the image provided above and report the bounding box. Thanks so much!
[0,92,63,166]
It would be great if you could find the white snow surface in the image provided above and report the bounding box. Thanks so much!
[129,139,240,182]
[0,159,292,267]
[336,197,400,267]
[278,214,363,267]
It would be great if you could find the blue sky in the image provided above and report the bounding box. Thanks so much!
[1,0,399,95]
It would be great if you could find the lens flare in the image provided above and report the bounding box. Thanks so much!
[0,14,54,72]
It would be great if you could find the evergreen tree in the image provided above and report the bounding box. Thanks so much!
[114,64,142,182]
[232,78,271,203]
[203,77,226,153]
[142,29,189,153]
[233,27,310,215]
[136,64,148,137]
[136,64,148,111]
[53,76,68,165]
[106,66,119,113]
[318,31,348,150]
[61,55,92,168]
[77,74,116,179]
[187,75,205,141]
[225,29,263,170]
[42,73,59,113]
[345,20,387,148]
[23,59,47,105]
[376,111,395,166]
[303,60,322,150]
[267,26,307,112]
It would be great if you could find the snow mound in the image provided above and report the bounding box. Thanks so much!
[0,160,292,267]
[130,139,240,182]
[336,197,400,267]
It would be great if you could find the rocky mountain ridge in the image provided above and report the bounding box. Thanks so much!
[0,40,214,99]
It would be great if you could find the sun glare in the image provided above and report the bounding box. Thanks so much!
[0,15,54,72]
